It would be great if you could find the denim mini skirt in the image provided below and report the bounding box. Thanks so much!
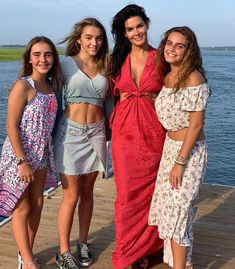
[53,114,107,176]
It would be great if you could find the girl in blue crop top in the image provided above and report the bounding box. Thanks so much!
[53,18,110,268]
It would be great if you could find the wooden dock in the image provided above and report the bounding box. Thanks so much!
[0,178,235,269]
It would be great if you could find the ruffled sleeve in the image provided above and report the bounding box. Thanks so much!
[180,83,210,111]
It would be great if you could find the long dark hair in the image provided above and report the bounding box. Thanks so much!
[159,26,207,91]
[59,17,109,75]
[110,4,150,78]
[20,36,62,94]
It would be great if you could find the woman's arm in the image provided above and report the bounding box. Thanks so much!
[169,70,206,189]
[177,111,205,160]
[6,80,35,182]
[169,111,204,189]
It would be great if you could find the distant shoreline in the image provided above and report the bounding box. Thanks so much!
[201,46,235,51]
[0,47,65,61]
[0,46,235,61]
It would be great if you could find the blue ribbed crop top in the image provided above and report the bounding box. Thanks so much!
[60,56,109,107]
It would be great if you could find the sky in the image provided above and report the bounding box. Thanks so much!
[0,0,235,47]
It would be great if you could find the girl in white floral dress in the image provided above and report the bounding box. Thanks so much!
[0,36,61,269]
[148,26,210,269]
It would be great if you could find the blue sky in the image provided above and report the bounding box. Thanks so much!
[0,0,234,47]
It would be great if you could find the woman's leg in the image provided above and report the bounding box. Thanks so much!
[76,172,98,267]
[171,239,187,269]
[12,169,45,269]
[57,174,79,254]
[27,169,47,248]
[78,171,98,243]
[12,187,33,263]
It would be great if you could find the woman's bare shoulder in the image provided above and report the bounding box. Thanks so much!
[9,79,32,98]
[187,70,206,87]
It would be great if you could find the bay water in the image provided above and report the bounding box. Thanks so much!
[0,50,234,186]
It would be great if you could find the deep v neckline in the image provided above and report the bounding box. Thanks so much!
[70,56,99,80]
[128,48,150,89]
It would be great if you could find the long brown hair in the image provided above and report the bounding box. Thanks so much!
[19,36,62,94]
[158,26,207,91]
[59,17,109,76]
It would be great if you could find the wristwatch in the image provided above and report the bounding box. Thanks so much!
[16,156,27,166]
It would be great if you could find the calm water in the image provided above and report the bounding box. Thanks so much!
[201,50,235,186]
[0,51,234,186]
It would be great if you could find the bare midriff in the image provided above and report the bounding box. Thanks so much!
[64,103,103,124]
[168,128,205,141]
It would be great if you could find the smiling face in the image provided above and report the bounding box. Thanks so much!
[124,16,148,47]
[29,41,54,75]
[164,32,188,66]
[78,25,103,57]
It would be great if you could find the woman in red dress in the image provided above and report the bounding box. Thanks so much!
[110,4,166,269]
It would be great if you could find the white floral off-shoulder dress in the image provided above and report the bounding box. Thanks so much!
[148,84,210,267]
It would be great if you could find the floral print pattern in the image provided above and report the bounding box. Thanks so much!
[149,135,207,267]
[0,77,58,217]
[155,84,210,131]
[148,83,210,267]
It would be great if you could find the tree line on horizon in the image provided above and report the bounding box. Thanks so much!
[1,45,235,51]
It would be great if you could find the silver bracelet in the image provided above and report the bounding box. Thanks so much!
[175,155,187,166]
[175,159,185,166]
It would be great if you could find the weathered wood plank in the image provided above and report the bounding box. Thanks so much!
[0,179,234,269]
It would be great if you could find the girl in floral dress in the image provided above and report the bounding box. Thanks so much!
[149,26,210,269]
[0,36,61,269]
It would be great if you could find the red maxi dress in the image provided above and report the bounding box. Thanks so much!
[111,47,166,269]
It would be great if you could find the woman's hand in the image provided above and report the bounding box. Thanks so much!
[169,163,184,189]
[18,163,35,183]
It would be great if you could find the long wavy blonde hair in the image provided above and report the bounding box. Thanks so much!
[59,18,109,76]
